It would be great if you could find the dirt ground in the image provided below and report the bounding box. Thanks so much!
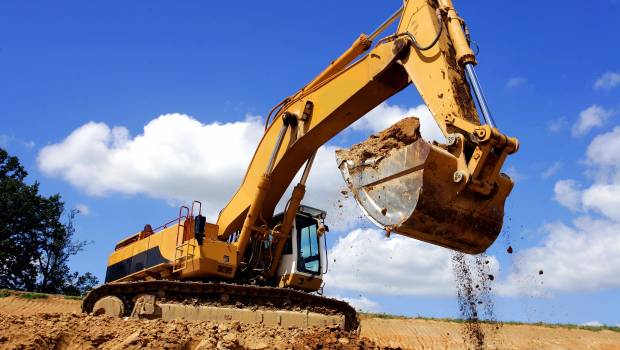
[1,294,619,350]
[360,317,620,350]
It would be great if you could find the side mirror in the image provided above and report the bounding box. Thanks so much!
[316,220,329,236]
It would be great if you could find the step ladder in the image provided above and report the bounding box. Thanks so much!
[173,241,196,273]
[172,201,201,273]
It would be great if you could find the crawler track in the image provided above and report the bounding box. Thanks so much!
[82,280,359,330]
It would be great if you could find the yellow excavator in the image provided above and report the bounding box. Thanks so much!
[83,0,518,330]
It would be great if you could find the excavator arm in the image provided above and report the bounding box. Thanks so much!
[216,0,518,259]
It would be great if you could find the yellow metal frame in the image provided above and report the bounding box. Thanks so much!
[217,0,518,247]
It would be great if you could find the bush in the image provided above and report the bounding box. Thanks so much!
[19,292,49,299]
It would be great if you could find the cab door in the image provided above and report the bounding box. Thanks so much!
[275,213,325,291]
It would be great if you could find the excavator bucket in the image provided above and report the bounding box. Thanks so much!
[336,118,513,254]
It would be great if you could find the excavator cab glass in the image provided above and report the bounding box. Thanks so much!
[296,214,321,274]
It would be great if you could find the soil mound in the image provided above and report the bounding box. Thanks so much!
[0,313,395,350]
[0,295,80,316]
[337,117,421,164]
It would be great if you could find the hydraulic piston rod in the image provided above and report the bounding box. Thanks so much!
[464,63,496,128]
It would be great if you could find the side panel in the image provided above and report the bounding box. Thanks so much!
[105,224,180,282]
[105,220,239,282]
[178,239,238,280]
[105,246,167,282]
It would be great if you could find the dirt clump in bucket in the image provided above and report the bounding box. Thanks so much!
[336,117,421,165]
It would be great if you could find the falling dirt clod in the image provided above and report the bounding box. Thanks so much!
[452,253,486,350]
[451,253,502,350]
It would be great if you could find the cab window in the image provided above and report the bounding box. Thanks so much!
[296,215,320,274]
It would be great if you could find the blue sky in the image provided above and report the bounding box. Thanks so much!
[2,0,620,326]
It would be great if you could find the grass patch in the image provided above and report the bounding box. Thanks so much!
[360,312,409,320]
[0,289,11,298]
[361,313,620,333]
[521,322,620,333]
[63,295,83,300]
[19,292,49,299]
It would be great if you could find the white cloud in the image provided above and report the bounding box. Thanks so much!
[581,321,604,327]
[541,162,562,179]
[38,113,264,219]
[351,103,445,143]
[36,112,361,228]
[324,228,500,297]
[75,203,90,215]
[594,72,620,90]
[501,125,620,296]
[548,117,568,133]
[0,135,8,148]
[332,295,380,313]
[582,184,620,221]
[586,126,620,170]
[571,105,615,137]
[0,135,35,150]
[23,140,35,149]
[37,102,427,226]
[499,217,620,296]
[506,77,527,88]
[554,180,582,212]
[505,165,526,182]
[325,228,454,296]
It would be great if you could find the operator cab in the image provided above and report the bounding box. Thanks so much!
[273,205,328,292]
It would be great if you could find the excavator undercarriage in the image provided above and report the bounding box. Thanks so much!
[83,281,358,330]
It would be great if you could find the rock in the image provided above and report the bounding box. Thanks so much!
[195,338,215,350]
[223,333,238,343]
[247,341,270,350]
[338,337,350,345]
[110,330,141,350]
[326,335,337,344]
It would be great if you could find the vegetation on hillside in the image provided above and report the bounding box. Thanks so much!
[360,313,620,333]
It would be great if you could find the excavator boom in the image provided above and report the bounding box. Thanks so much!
[216,0,518,254]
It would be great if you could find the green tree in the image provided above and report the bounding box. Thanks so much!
[0,148,98,294]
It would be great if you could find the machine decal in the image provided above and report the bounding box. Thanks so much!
[105,247,168,282]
